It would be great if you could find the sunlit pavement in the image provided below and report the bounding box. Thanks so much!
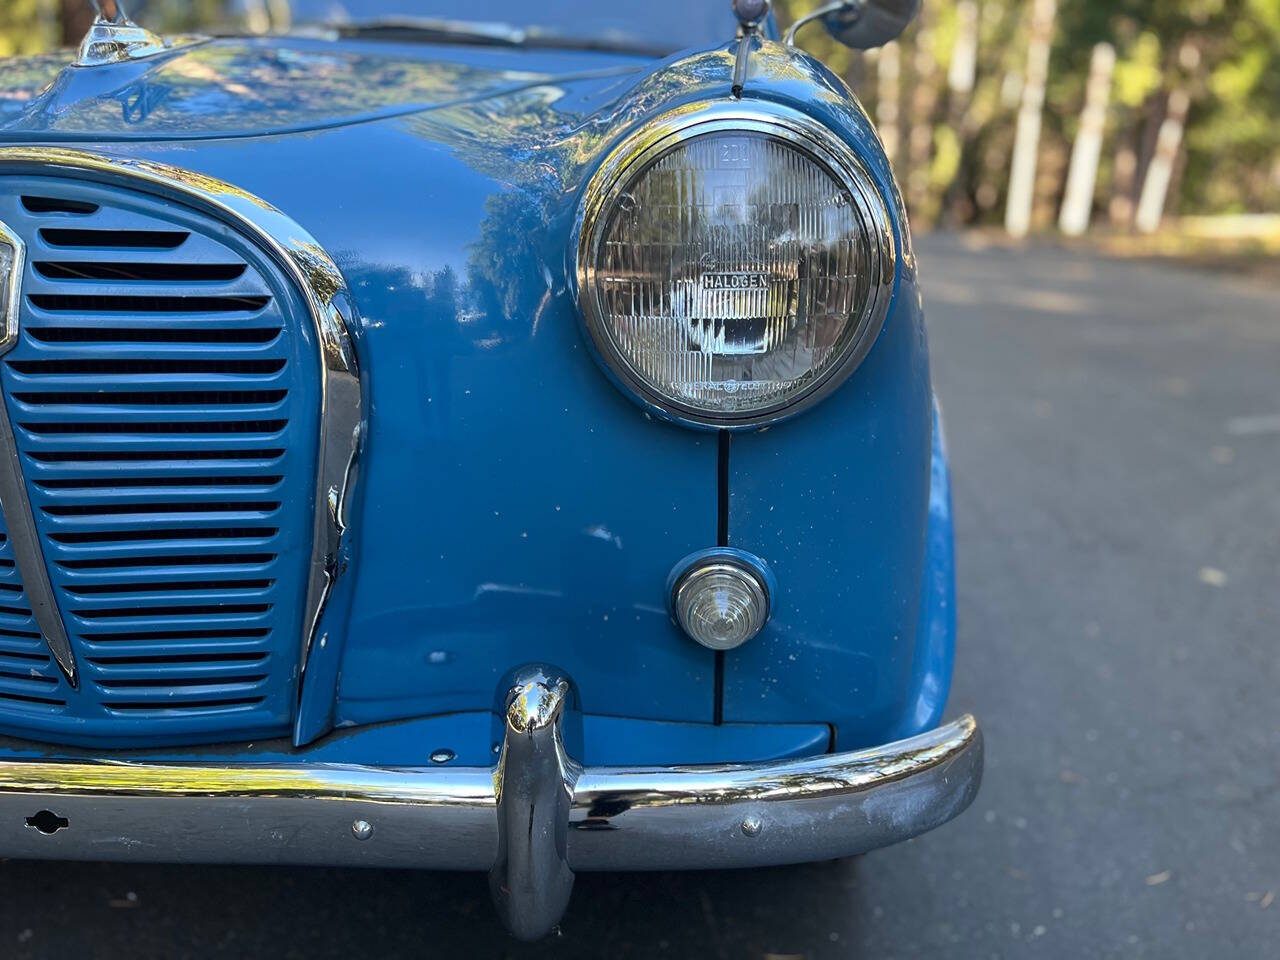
[3,234,1277,959]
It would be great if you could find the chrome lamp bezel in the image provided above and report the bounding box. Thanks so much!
[574,101,897,429]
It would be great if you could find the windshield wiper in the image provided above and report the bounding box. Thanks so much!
[316,16,675,58]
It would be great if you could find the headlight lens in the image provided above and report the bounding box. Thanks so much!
[577,110,895,426]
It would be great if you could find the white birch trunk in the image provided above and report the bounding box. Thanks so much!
[908,14,939,215]
[267,0,293,30]
[1059,42,1116,236]
[947,0,979,98]
[1109,136,1137,228]
[1005,0,1057,238]
[939,0,979,224]
[1135,88,1191,234]
[876,42,902,167]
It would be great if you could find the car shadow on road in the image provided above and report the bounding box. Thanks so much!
[1,856,885,958]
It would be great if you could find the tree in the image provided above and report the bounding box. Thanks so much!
[7,0,1277,233]
[777,0,1280,232]
[1005,0,1058,237]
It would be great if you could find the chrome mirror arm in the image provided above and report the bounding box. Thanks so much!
[785,0,864,47]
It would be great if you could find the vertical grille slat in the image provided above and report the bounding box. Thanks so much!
[0,178,321,742]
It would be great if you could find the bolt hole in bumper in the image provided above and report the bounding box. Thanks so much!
[0,665,982,940]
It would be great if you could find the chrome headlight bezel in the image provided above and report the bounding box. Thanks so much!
[573,101,897,429]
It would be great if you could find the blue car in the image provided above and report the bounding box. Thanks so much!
[0,0,981,939]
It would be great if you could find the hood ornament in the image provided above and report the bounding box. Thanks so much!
[76,0,189,66]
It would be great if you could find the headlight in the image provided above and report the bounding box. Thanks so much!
[576,105,896,427]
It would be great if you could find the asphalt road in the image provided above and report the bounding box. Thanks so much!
[3,235,1277,959]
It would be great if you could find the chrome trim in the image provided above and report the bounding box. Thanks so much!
[0,147,364,685]
[731,0,773,30]
[730,0,771,97]
[76,1,205,67]
[731,32,757,98]
[573,100,897,430]
[569,713,982,870]
[671,558,771,651]
[0,218,20,351]
[0,218,77,684]
[784,0,859,47]
[489,666,581,940]
[0,664,981,938]
[786,0,920,49]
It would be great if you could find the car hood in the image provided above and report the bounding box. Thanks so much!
[0,35,650,140]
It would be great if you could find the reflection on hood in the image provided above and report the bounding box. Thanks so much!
[0,37,644,140]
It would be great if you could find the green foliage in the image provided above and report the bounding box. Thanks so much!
[1112,32,1163,108]
[2,0,1275,226]
[780,0,1279,226]
[0,0,56,56]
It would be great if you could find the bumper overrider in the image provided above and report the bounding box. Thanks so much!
[0,666,982,939]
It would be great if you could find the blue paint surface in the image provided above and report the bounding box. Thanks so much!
[0,35,956,761]
[724,284,933,747]
[887,400,957,741]
[0,712,828,767]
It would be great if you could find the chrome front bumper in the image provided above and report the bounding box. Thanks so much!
[0,666,982,939]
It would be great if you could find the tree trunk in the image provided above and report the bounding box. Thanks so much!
[1005,0,1057,238]
[1059,42,1116,236]
[1108,119,1138,230]
[60,0,95,46]
[941,0,979,225]
[876,42,902,167]
[907,10,940,220]
[947,0,979,99]
[1135,87,1191,233]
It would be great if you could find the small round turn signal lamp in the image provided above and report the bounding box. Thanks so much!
[668,549,774,651]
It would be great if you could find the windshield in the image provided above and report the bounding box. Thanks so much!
[196,1,739,53]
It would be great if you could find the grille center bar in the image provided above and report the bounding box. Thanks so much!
[0,217,76,684]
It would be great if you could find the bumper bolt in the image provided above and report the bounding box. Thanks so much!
[351,819,373,841]
[430,749,456,764]
[741,816,762,837]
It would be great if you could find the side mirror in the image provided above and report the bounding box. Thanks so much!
[785,0,922,50]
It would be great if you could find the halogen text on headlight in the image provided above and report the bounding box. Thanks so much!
[576,107,896,426]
